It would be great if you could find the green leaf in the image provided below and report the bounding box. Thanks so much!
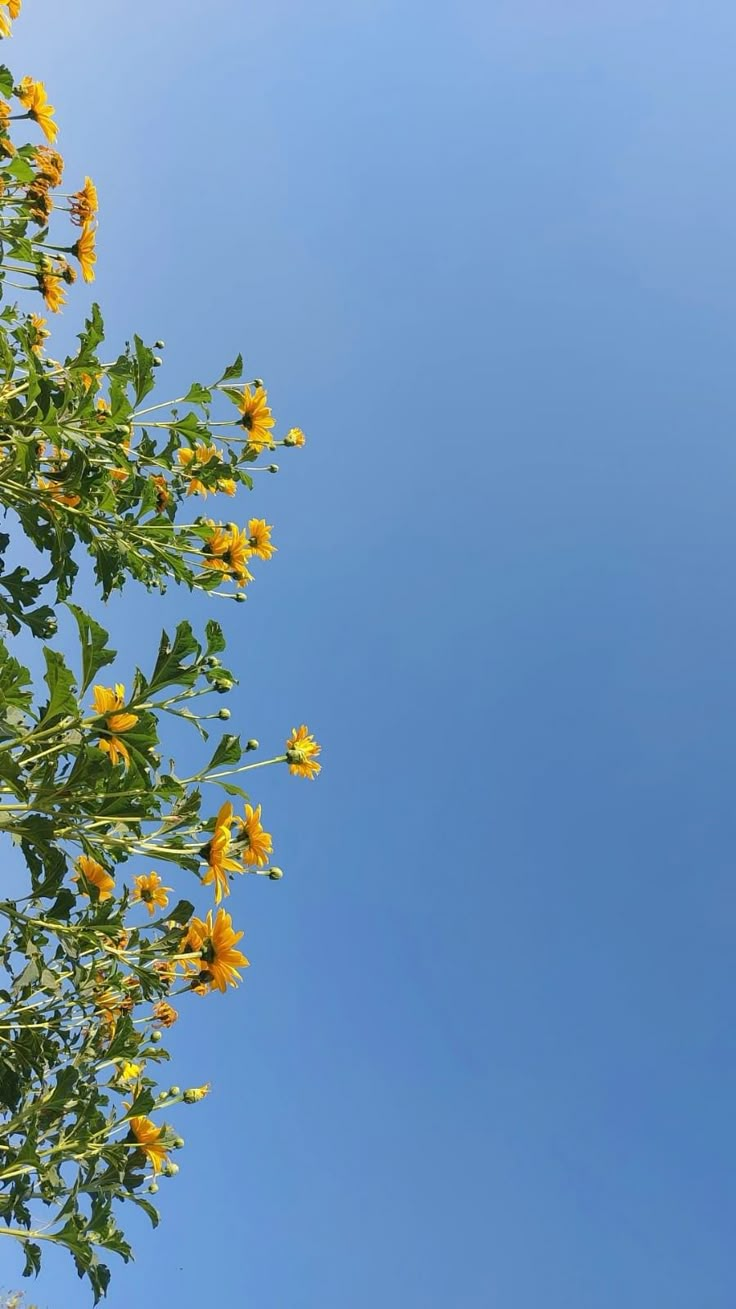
[38,647,77,726]
[88,1259,112,1302]
[132,334,155,405]
[162,898,194,926]
[20,839,67,899]
[6,156,35,185]
[183,382,212,405]
[217,352,243,383]
[206,733,242,771]
[130,1193,160,1228]
[205,618,226,654]
[0,752,27,801]
[22,1240,41,1279]
[21,605,58,640]
[74,302,105,363]
[67,603,117,693]
[0,638,32,715]
[127,1087,155,1118]
[7,236,35,263]
[0,64,13,97]
[217,780,250,801]
[145,622,201,695]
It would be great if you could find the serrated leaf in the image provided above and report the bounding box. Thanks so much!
[205,618,226,654]
[38,647,77,726]
[22,1240,41,1279]
[67,604,117,693]
[132,334,155,404]
[145,621,201,695]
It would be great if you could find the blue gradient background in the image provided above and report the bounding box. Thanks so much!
[3,1,736,1304]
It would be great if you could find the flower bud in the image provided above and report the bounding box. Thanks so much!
[169,1086,181,1098]
[268,866,284,881]
[148,1183,159,1194]
[218,707,231,720]
[183,1083,211,1103]
[246,739,259,751]
[268,464,279,473]
[153,356,163,367]
[253,377,264,388]
[214,680,231,695]
[151,1029,162,1042]
[234,592,247,603]
[162,1161,179,1177]
[173,1136,185,1149]
[155,339,165,349]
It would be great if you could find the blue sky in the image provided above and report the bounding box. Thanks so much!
[3,0,736,1304]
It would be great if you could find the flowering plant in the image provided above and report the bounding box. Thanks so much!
[0,5,320,1299]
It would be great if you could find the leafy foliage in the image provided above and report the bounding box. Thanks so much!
[0,16,319,1302]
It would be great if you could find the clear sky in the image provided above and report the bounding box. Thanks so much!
[4,0,736,1305]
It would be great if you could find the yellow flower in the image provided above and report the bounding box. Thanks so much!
[0,10,10,37]
[130,1116,169,1175]
[92,682,133,718]
[285,724,322,779]
[33,145,63,186]
[7,0,21,18]
[176,444,221,497]
[94,987,122,1029]
[234,803,273,868]
[110,455,131,485]
[29,312,48,354]
[246,518,276,561]
[27,180,52,223]
[179,444,218,466]
[72,220,96,282]
[18,77,58,144]
[183,908,249,993]
[91,680,136,722]
[70,175,97,226]
[151,473,170,511]
[74,854,115,901]
[37,475,80,508]
[92,683,138,769]
[201,800,242,904]
[37,270,65,314]
[131,872,171,916]
[105,711,138,734]
[238,385,275,449]
[120,1061,143,1081]
[98,736,131,768]
[152,958,177,990]
[152,1000,178,1027]
[203,523,253,587]
[285,427,306,447]
[218,477,236,496]
[0,102,13,154]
